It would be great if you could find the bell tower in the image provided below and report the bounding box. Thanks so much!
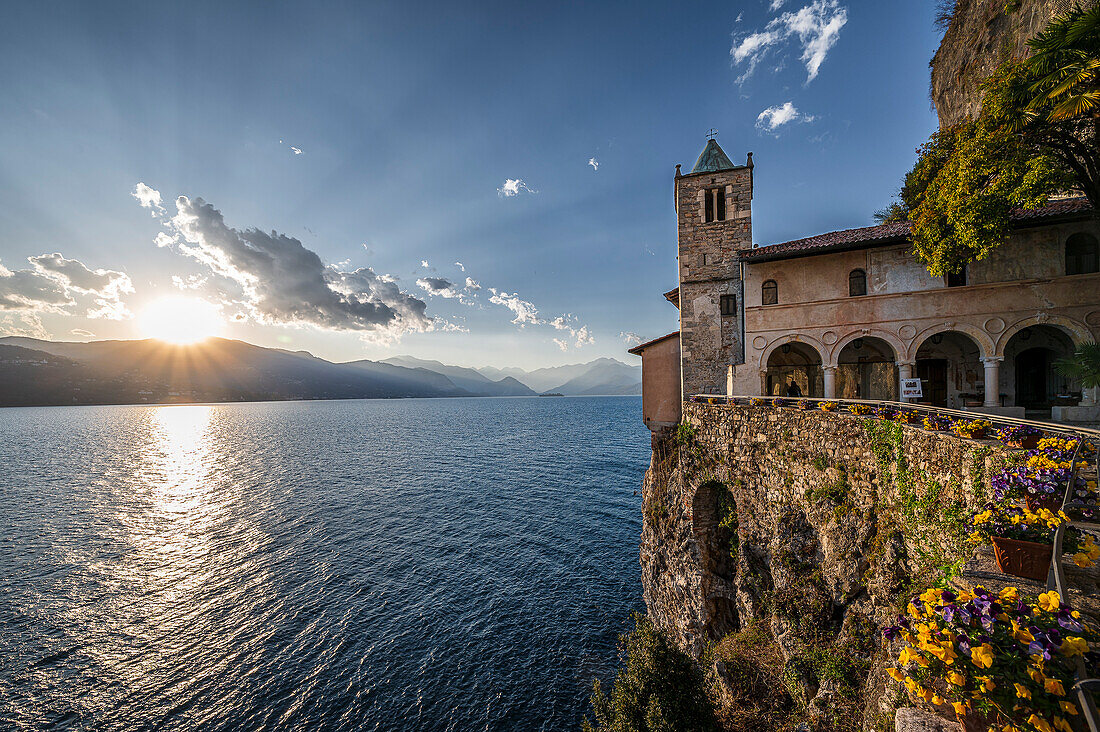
[675,136,753,397]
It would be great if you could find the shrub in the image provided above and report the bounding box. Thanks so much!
[675,422,696,446]
[585,613,719,732]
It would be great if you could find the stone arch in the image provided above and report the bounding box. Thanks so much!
[690,478,739,642]
[827,329,905,367]
[907,322,994,362]
[757,333,827,371]
[833,334,900,400]
[995,315,1092,357]
[762,338,825,397]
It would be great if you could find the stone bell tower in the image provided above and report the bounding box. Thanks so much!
[675,137,754,397]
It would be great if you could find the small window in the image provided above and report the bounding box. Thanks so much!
[848,268,867,296]
[703,188,725,223]
[762,279,777,305]
[1066,232,1099,275]
[946,267,967,287]
[720,294,737,317]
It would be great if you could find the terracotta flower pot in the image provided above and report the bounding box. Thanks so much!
[1025,493,1061,513]
[967,427,990,439]
[991,537,1052,582]
[1008,435,1041,450]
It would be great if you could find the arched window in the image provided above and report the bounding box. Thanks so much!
[848,268,867,296]
[762,279,778,306]
[1066,232,1099,275]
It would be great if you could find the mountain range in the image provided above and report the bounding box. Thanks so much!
[0,337,639,407]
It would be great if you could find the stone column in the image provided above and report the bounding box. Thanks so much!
[982,357,1002,408]
[759,369,768,397]
[897,361,915,402]
[823,365,837,399]
[726,365,734,398]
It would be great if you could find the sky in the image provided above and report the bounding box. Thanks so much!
[0,1,943,370]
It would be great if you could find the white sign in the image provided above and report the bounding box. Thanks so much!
[901,378,923,399]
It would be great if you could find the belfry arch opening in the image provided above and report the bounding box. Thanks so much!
[836,337,897,400]
[766,342,823,397]
[915,331,984,408]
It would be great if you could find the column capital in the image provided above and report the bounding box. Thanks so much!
[896,360,917,367]
[982,356,1004,365]
[823,364,838,372]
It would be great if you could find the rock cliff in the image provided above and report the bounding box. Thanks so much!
[929,0,1085,128]
[640,404,1012,730]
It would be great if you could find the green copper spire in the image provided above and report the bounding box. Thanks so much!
[690,138,736,174]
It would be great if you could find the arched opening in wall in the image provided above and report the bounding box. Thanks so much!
[691,480,739,639]
[915,331,983,408]
[1003,325,1078,412]
[836,337,897,400]
[766,342,823,397]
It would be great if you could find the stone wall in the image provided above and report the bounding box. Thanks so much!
[640,403,1011,728]
[676,162,753,397]
[930,0,1085,128]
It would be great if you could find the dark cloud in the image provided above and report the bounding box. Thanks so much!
[0,267,71,311]
[168,196,431,338]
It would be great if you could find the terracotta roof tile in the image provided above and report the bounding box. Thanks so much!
[741,198,1093,262]
[627,331,678,355]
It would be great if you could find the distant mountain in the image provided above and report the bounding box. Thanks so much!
[392,355,641,396]
[380,356,536,397]
[0,337,469,406]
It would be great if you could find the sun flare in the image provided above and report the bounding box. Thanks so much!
[138,297,224,344]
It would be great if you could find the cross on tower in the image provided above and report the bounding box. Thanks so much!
[705,128,718,140]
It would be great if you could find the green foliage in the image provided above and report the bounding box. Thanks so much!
[884,5,1100,276]
[716,482,739,558]
[711,623,795,731]
[1054,341,1100,389]
[805,464,849,505]
[811,455,829,472]
[674,422,696,446]
[584,613,719,732]
[901,103,1066,276]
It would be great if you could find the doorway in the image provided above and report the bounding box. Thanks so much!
[1015,348,1052,408]
[916,359,948,406]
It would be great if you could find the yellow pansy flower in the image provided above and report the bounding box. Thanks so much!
[1044,678,1065,696]
[977,676,995,693]
[1054,717,1073,732]
[952,701,969,715]
[999,587,1019,602]
[1060,701,1078,715]
[1014,683,1031,700]
[1038,591,1060,612]
[970,644,993,668]
[1027,715,1054,732]
[887,667,905,683]
[947,671,966,686]
[1061,637,1088,657]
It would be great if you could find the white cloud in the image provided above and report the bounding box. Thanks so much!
[465,277,481,291]
[553,338,568,352]
[619,331,642,346]
[488,288,541,325]
[162,195,432,341]
[731,0,847,83]
[497,178,536,197]
[455,261,465,271]
[0,313,49,339]
[290,146,303,155]
[735,12,743,22]
[420,260,430,268]
[416,276,463,299]
[574,325,594,348]
[756,101,814,131]
[588,157,599,171]
[0,253,133,321]
[132,182,165,216]
[70,328,95,338]
[769,0,787,9]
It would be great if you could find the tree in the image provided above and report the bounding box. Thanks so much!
[584,613,718,732]
[884,4,1099,276]
[1054,342,1100,389]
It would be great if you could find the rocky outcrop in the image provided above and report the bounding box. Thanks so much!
[930,0,1086,128]
[640,404,1011,730]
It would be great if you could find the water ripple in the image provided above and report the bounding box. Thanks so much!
[0,396,647,731]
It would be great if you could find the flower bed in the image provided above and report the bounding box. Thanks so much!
[848,403,874,416]
[969,503,1097,574]
[818,400,839,412]
[883,586,1097,732]
[892,410,923,425]
[996,425,1044,450]
[923,414,953,432]
[953,419,992,439]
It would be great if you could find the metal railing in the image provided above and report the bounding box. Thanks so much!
[691,393,1100,727]
[687,394,1100,439]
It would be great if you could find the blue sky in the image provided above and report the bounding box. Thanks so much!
[0,1,942,369]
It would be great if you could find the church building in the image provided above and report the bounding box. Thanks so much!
[630,137,1100,429]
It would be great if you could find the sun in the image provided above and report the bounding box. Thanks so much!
[138,296,224,344]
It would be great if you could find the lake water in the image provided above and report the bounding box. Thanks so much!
[0,396,648,731]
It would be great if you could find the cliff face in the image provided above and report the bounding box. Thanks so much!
[640,405,1010,729]
[929,0,1081,128]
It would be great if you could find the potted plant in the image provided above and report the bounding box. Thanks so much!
[968,503,1096,580]
[923,414,953,432]
[892,410,922,425]
[796,399,814,411]
[996,424,1043,449]
[818,400,839,412]
[883,585,1097,732]
[876,406,897,421]
[772,397,791,408]
[749,397,768,407]
[953,419,992,439]
[848,403,874,416]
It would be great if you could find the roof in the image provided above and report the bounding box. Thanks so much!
[663,287,680,307]
[690,139,736,174]
[741,197,1094,263]
[627,331,679,355]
